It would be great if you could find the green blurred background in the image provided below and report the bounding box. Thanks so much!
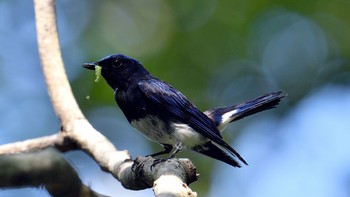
[1,0,350,196]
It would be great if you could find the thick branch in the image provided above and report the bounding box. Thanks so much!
[116,156,198,190]
[34,0,84,124]
[33,0,131,173]
[0,148,107,197]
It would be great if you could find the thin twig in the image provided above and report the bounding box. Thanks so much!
[0,133,65,154]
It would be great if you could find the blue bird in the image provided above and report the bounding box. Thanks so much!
[83,54,285,167]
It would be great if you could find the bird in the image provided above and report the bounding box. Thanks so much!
[82,54,286,167]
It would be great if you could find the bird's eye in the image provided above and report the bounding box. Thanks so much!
[112,59,123,68]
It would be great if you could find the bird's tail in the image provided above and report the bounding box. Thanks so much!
[192,141,244,168]
[204,91,286,131]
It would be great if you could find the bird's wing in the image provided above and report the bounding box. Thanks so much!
[138,79,247,165]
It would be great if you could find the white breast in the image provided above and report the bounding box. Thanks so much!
[171,123,207,148]
[130,115,174,145]
[130,115,207,149]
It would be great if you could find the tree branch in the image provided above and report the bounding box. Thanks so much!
[33,0,131,172]
[0,134,64,155]
[34,0,83,124]
[0,148,107,197]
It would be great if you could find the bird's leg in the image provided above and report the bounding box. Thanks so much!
[168,142,183,158]
[150,143,182,169]
[147,144,173,158]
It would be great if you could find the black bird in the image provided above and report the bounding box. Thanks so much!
[83,54,285,167]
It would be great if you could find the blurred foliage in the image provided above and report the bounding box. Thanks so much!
[1,0,350,196]
[74,0,349,106]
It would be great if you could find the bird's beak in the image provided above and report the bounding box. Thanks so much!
[82,62,97,70]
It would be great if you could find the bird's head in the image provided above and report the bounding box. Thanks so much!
[82,54,149,90]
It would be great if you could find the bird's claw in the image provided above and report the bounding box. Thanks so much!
[131,156,146,172]
[150,158,167,170]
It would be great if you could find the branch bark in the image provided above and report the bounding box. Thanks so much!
[35,0,83,124]
[0,148,107,197]
[0,0,198,196]
[0,133,68,155]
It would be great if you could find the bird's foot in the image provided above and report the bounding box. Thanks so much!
[150,158,167,170]
[131,156,145,172]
